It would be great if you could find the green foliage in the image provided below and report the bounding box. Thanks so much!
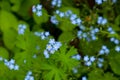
[0,0,120,80]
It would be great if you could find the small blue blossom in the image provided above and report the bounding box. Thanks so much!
[33,54,37,58]
[43,50,50,58]
[97,16,107,25]
[99,45,110,55]
[14,64,19,70]
[95,0,103,5]
[34,31,50,40]
[114,39,119,44]
[4,59,19,70]
[84,55,89,62]
[82,76,87,80]
[72,54,81,60]
[97,62,103,68]
[59,12,65,18]
[72,68,78,74]
[65,10,72,17]
[55,10,60,14]
[50,16,59,25]
[18,24,27,35]
[115,46,120,52]
[51,0,62,7]
[83,55,96,66]
[110,37,119,44]
[97,58,104,68]
[24,60,27,64]
[90,56,95,62]
[107,27,115,34]
[44,39,62,58]
[24,71,34,80]
[85,61,92,66]
[32,4,42,17]
[0,57,3,61]
[112,0,117,3]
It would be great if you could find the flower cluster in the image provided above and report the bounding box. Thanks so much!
[97,16,107,25]
[97,58,104,68]
[55,10,82,25]
[82,76,87,80]
[115,46,120,52]
[50,16,59,25]
[4,59,19,70]
[95,0,117,4]
[51,0,62,7]
[72,54,81,60]
[96,0,108,5]
[77,27,99,41]
[44,39,62,58]
[32,4,42,17]
[34,31,50,40]
[107,27,115,34]
[99,45,110,55]
[83,55,96,66]
[110,37,119,44]
[18,24,27,35]
[24,71,34,80]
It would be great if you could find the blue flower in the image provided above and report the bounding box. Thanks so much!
[4,59,19,70]
[112,0,117,3]
[85,61,92,66]
[18,24,27,35]
[82,76,87,80]
[50,16,59,25]
[97,16,107,25]
[25,71,34,80]
[115,46,120,52]
[84,55,89,62]
[97,58,104,68]
[72,68,78,74]
[36,11,42,16]
[95,0,103,5]
[32,4,42,17]
[44,39,62,58]
[59,12,65,18]
[107,27,115,34]
[44,50,50,58]
[0,57,3,61]
[72,54,81,60]
[99,45,110,55]
[90,56,95,62]
[110,37,119,44]
[51,0,62,7]
[34,31,50,40]
[97,62,103,68]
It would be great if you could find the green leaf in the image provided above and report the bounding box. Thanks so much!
[10,0,23,12]
[0,47,9,59]
[41,63,66,80]
[3,29,17,50]
[52,45,79,71]
[115,15,120,26]
[104,72,118,80]
[0,1,11,11]
[88,69,104,80]
[59,20,76,31]
[109,52,120,75]
[59,31,75,43]
[0,63,10,79]
[79,39,102,55]
[0,10,18,31]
